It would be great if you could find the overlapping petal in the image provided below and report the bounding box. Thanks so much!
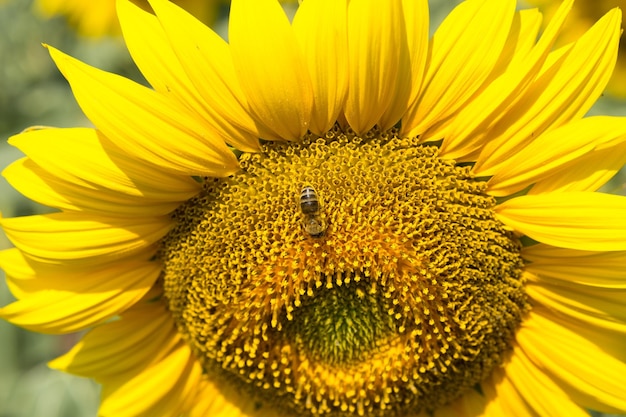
[495,192,626,251]
[518,311,626,413]
[523,244,626,289]
[47,46,239,176]
[473,7,621,176]
[344,0,409,134]
[402,0,516,139]
[0,212,172,263]
[487,116,626,196]
[292,0,348,135]
[229,0,313,140]
[0,261,160,334]
[439,0,573,159]
[121,0,261,152]
[5,127,201,216]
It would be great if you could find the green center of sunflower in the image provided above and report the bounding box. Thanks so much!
[159,126,529,416]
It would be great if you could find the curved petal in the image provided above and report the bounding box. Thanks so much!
[402,0,516,139]
[527,281,626,335]
[47,45,239,177]
[49,302,175,378]
[503,343,591,417]
[530,142,626,194]
[523,244,626,289]
[0,247,157,298]
[439,0,572,160]
[487,116,626,196]
[518,311,626,413]
[0,261,160,334]
[125,0,261,152]
[344,0,409,134]
[473,8,621,176]
[292,0,348,135]
[481,365,536,417]
[0,212,172,263]
[229,0,313,140]
[7,128,200,210]
[398,0,429,127]
[495,192,626,251]
[98,338,203,417]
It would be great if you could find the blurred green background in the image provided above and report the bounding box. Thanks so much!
[0,0,625,416]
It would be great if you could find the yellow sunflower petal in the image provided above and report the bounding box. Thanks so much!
[518,311,626,413]
[402,0,516,139]
[487,116,626,196]
[292,0,348,135]
[504,343,591,417]
[134,0,261,152]
[8,128,200,210]
[190,380,282,417]
[527,280,626,335]
[473,8,621,176]
[530,142,626,194]
[495,192,626,251]
[99,338,203,417]
[47,45,239,177]
[439,0,572,159]
[344,0,409,134]
[0,261,160,333]
[481,366,536,417]
[229,0,312,140]
[399,0,429,121]
[0,247,156,299]
[0,212,172,263]
[523,244,626,289]
[49,302,175,378]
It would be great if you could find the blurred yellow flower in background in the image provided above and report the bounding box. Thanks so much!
[34,0,224,37]
[2,0,626,416]
[525,0,626,97]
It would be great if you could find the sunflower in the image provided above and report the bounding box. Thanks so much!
[34,0,224,37]
[524,0,626,97]
[2,0,626,416]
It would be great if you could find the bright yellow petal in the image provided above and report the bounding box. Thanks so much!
[481,365,536,417]
[473,8,621,176]
[0,212,172,263]
[131,0,261,152]
[504,343,591,417]
[527,280,626,335]
[47,45,239,177]
[292,0,348,135]
[439,0,572,160]
[518,311,626,413]
[0,261,160,334]
[495,192,626,251]
[344,0,408,134]
[530,142,626,194]
[523,244,626,289]
[487,116,626,196]
[402,0,516,139]
[190,379,283,417]
[8,128,200,211]
[49,302,175,378]
[399,0,429,124]
[229,0,313,140]
[98,337,203,417]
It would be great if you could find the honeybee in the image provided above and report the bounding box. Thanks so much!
[300,185,325,237]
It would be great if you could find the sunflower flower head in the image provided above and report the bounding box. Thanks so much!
[3,0,626,416]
